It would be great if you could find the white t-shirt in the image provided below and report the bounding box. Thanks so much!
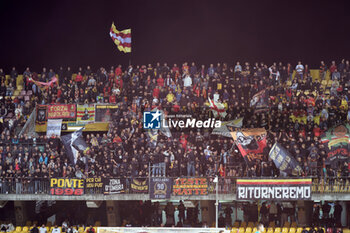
[295,64,304,74]
[52,228,61,233]
[39,227,47,233]
[183,75,192,87]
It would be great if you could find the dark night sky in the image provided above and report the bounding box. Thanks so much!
[1,0,350,72]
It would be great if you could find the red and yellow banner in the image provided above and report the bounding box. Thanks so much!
[48,104,76,119]
[173,178,208,196]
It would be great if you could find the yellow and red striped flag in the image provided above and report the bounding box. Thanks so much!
[109,22,131,53]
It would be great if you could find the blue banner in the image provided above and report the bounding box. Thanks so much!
[269,143,303,176]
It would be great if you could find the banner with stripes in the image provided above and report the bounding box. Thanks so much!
[236,178,312,200]
[77,104,95,124]
[109,22,131,53]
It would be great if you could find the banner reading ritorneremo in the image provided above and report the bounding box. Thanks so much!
[236,178,312,200]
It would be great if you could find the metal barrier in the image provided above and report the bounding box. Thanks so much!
[0,176,348,195]
[0,178,50,194]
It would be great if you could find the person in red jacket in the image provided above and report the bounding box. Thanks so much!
[115,77,123,89]
[329,61,337,74]
[115,65,122,77]
[75,72,83,88]
[109,93,116,103]
[157,75,164,87]
[153,86,160,99]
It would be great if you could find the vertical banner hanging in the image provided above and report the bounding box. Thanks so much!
[46,119,62,137]
[149,177,172,199]
[36,105,47,124]
[77,104,96,124]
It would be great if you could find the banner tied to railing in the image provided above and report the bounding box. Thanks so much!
[149,177,172,199]
[236,178,312,200]
[172,177,208,196]
[50,178,84,196]
[104,178,126,194]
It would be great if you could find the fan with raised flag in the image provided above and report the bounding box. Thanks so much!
[109,22,131,53]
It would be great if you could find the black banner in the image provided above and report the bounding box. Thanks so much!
[130,178,149,193]
[269,142,303,176]
[85,177,103,192]
[149,177,172,199]
[36,105,47,125]
[250,89,269,113]
[95,105,119,122]
[103,178,126,194]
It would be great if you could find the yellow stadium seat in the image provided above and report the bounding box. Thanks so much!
[49,227,55,233]
[282,228,289,233]
[78,227,85,233]
[15,227,22,232]
[231,227,238,233]
[45,227,50,233]
[275,227,281,233]
[93,227,97,233]
[5,75,11,86]
[289,228,296,233]
[239,227,245,233]
[296,228,303,233]
[342,229,350,233]
[16,75,24,87]
[246,227,252,233]
[253,228,257,233]
[22,227,29,232]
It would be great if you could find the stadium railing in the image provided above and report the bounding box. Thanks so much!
[0,177,348,195]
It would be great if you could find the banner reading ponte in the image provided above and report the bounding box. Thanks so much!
[50,178,85,196]
[172,177,208,196]
[236,178,312,201]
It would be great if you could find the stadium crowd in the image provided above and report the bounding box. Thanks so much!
[0,60,349,188]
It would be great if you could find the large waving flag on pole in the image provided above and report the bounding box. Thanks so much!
[109,22,131,53]
[208,97,227,118]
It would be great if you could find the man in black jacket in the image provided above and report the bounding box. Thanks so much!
[30,224,39,233]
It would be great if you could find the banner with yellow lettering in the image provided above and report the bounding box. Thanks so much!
[172,177,208,196]
[47,104,76,119]
[50,178,85,196]
[130,178,148,193]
